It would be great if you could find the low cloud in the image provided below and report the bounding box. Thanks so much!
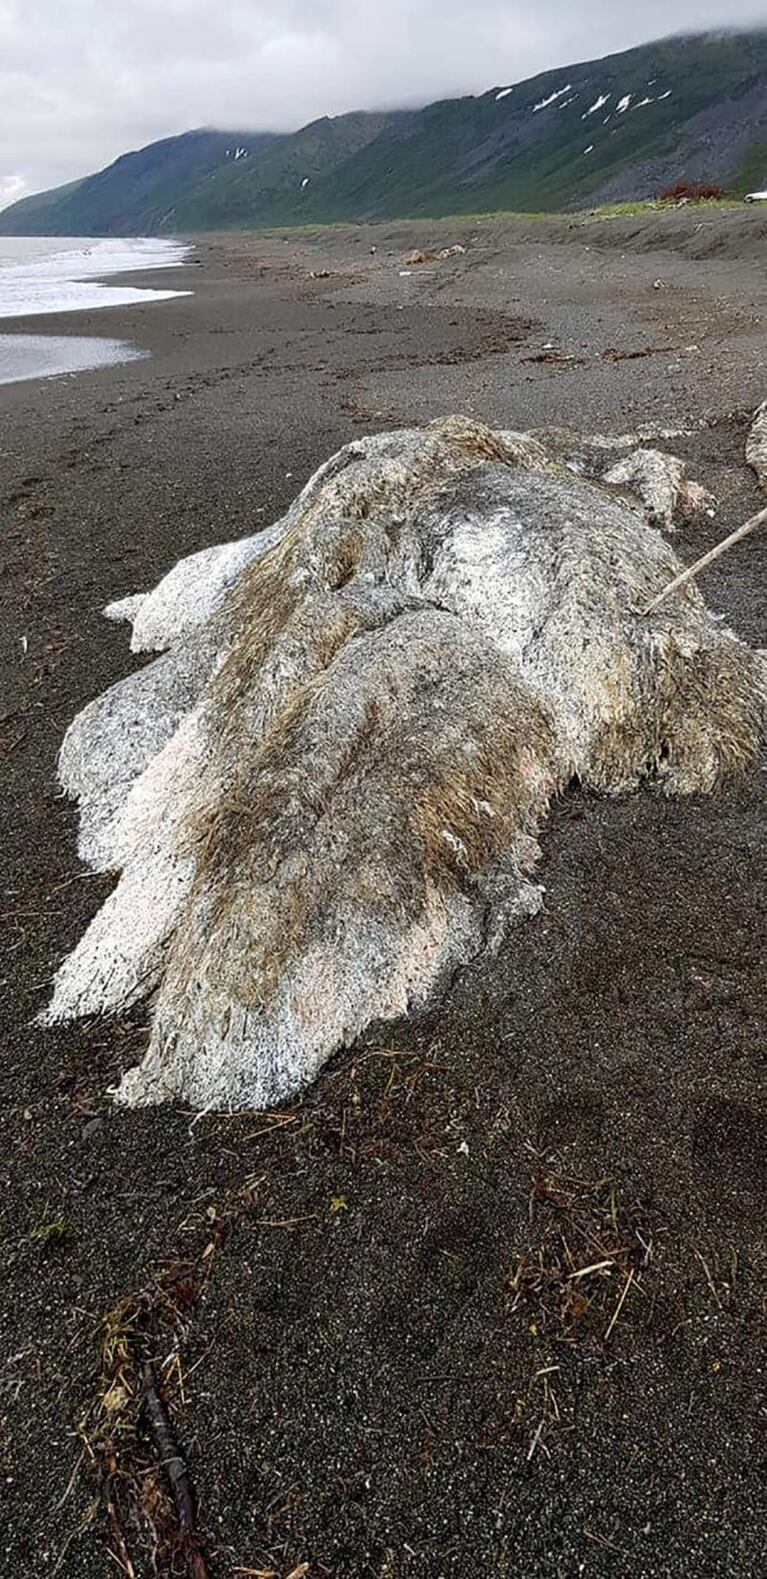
[0,174,27,207]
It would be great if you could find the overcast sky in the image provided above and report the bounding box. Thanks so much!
[2,1,766,208]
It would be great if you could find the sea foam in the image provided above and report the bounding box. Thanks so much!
[0,237,191,319]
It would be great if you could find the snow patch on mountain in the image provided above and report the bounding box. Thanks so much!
[583,93,610,117]
[533,83,572,112]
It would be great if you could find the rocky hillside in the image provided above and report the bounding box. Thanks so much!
[2,30,767,234]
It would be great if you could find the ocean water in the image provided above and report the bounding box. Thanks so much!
[0,236,191,385]
[0,236,191,318]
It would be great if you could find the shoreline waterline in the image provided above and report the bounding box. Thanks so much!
[0,332,148,386]
[0,235,191,384]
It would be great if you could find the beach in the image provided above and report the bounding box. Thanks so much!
[1,212,765,1577]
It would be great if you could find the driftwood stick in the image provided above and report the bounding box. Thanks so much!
[642,503,767,616]
[142,1361,210,1579]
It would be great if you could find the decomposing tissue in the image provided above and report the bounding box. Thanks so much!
[45,417,765,1111]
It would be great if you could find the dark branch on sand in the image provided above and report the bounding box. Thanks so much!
[142,1360,210,1579]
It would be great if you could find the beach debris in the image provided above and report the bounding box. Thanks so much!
[746,400,767,490]
[546,427,714,524]
[308,268,331,279]
[534,423,696,468]
[602,448,714,530]
[602,344,674,362]
[522,349,586,367]
[574,423,694,450]
[507,1162,653,1346]
[403,245,465,266]
[677,478,717,522]
[143,1362,209,1579]
[81,1260,214,1579]
[45,417,765,1110]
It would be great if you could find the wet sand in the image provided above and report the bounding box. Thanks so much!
[0,333,147,385]
[1,212,765,1578]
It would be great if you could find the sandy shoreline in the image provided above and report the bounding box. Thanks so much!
[1,215,765,1577]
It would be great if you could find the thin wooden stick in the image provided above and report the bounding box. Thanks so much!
[693,1248,724,1313]
[641,503,767,616]
[604,1268,635,1341]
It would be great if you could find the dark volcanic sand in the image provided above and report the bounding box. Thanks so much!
[1,213,765,1578]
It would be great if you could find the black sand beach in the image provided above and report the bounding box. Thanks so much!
[1,212,765,1577]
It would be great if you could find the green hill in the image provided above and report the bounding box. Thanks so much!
[0,129,275,236]
[170,112,409,230]
[2,30,767,235]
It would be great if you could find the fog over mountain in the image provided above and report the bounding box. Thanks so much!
[2,1,766,207]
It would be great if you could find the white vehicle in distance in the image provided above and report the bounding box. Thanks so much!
[744,190,767,202]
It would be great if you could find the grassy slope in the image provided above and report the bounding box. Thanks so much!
[285,33,767,223]
[735,137,767,193]
[169,113,408,230]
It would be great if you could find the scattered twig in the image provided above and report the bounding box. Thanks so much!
[604,1269,635,1341]
[693,1249,724,1313]
[583,1527,626,1554]
[568,1259,614,1280]
[641,503,767,616]
[54,1445,86,1511]
[526,1418,546,1462]
[241,1114,299,1143]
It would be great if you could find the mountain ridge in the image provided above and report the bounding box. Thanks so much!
[2,29,767,235]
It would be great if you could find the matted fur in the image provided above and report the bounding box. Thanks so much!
[45,417,765,1110]
[747,400,767,491]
